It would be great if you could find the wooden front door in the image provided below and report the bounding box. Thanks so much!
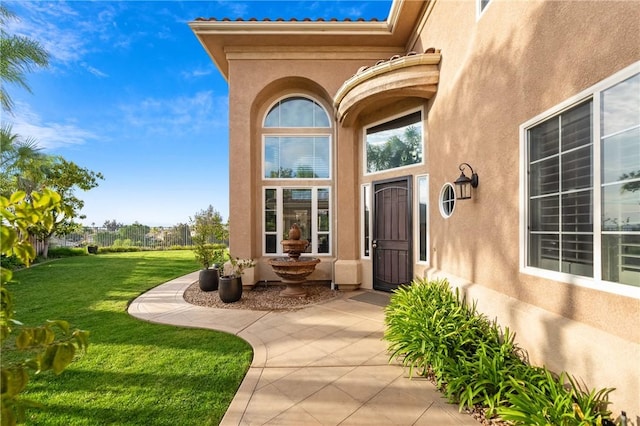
[373,176,412,292]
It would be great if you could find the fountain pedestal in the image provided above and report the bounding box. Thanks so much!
[268,224,320,298]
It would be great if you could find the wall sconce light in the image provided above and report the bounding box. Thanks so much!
[454,163,479,200]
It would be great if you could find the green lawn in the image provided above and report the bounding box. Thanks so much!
[5,251,253,425]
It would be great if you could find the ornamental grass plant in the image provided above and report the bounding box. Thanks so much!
[3,251,252,425]
[384,278,615,426]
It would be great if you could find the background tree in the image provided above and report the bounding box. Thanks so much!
[102,219,122,232]
[117,222,150,247]
[620,170,640,194]
[24,158,104,257]
[166,223,192,246]
[190,205,228,244]
[0,4,49,113]
[366,125,421,172]
[93,231,116,247]
[0,124,45,197]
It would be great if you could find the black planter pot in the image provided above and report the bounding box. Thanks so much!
[218,276,242,303]
[198,268,219,291]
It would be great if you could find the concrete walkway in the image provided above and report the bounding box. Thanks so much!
[128,272,478,425]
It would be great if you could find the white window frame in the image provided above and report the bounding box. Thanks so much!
[361,184,372,259]
[439,182,456,219]
[263,95,331,129]
[363,107,424,176]
[416,174,430,264]
[476,0,493,20]
[519,61,640,299]
[262,134,332,180]
[262,94,333,181]
[262,186,332,256]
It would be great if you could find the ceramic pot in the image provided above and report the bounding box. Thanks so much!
[198,268,219,291]
[218,276,242,303]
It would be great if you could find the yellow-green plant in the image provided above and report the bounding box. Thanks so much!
[384,278,614,424]
[190,205,227,269]
[226,256,255,278]
[1,189,90,425]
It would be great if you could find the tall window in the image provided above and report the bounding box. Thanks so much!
[417,175,429,263]
[262,95,333,255]
[361,184,371,258]
[263,96,331,179]
[263,187,331,255]
[528,101,593,277]
[365,110,423,174]
[524,65,640,289]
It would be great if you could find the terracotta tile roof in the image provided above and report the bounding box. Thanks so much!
[355,48,439,75]
[193,17,381,22]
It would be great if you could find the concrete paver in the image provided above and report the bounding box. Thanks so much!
[128,272,478,425]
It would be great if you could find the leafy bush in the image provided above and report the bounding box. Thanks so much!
[46,247,87,258]
[0,254,24,270]
[98,246,143,253]
[1,189,90,425]
[384,278,615,425]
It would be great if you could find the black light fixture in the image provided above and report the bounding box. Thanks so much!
[454,163,479,200]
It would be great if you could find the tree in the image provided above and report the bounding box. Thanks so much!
[190,205,228,244]
[166,223,191,246]
[26,158,104,258]
[93,231,116,247]
[102,219,122,232]
[0,124,45,197]
[620,170,640,194]
[366,125,422,173]
[0,4,49,113]
[117,222,150,246]
[1,189,89,425]
[191,206,227,269]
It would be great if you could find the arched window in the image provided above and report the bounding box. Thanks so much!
[263,96,332,180]
[262,95,333,256]
[264,97,330,128]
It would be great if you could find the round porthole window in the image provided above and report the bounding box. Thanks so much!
[439,183,456,218]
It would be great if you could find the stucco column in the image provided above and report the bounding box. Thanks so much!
[227,76,256,285]
[333,125,361,290]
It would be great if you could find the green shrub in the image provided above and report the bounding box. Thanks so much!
[46,247,87,258]
[98,246,143,253]
[384,278,615,424]
[0,254,24,270]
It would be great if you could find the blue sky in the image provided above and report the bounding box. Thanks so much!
[3,0,391,227]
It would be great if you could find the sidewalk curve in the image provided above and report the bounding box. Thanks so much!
[128,272,478,425]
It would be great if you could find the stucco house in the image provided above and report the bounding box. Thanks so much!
[190,0,640,417]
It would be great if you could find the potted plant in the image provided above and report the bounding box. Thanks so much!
[191,206,227,292]
[219,256,255,303]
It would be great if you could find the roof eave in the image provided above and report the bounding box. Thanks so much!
[188,0,426,81]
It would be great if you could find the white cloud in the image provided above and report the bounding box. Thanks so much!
[82,63,109,78]
[181,67,214,79]
[119,91,228,137]
[219,1,249,17]
[5,102,98,150]
[6,2,128,74]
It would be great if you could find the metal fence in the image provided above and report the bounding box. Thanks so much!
[50,225,207,250]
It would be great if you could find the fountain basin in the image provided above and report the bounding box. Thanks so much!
[268,256,320,297]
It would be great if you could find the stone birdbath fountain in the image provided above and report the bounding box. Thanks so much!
[268,224,320,297]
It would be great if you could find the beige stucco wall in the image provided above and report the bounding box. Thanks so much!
[216,0,639,417]
[226,49,401,286]
[410,0,640,417]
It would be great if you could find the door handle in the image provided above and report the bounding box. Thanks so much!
[372,240,377,248]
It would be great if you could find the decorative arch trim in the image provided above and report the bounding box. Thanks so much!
[334,51,441,126]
